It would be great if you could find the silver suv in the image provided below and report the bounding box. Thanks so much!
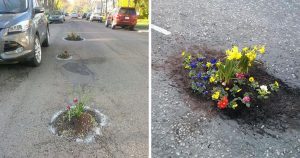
[0,0,49,66]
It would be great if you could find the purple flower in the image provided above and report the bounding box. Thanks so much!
[203,75,209,81]
[190,61,198,69]
[196,82,204,87]
[197,57,204,62]
[210,58,217,64]
[197,72,202,79]
[203,91,209,95]
[202,64,207,68]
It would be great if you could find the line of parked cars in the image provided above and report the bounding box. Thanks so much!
[82,12,103,22]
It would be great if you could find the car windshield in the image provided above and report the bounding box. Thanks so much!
[0,0,28,14]
[51,11,62,15]
[119,8,136,15]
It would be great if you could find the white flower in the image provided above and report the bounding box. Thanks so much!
[260,85,268,91]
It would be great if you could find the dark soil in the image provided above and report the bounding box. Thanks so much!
[53,110,97,139]
[158,46,300,135]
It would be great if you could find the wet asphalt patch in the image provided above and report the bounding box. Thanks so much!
[62,62,94,76]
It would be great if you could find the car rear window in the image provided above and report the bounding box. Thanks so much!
[119,8,136,15]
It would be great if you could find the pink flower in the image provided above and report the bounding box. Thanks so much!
[236,73,245,79]
[73,98,78,103]
[66,105,71,110]
[242,96,251,103]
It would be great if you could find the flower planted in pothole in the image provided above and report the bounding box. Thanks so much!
[57,50,71,59]
[51,97,99,139]
[182,45,280,110]
[65,32,83,41]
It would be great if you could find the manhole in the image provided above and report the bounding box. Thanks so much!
[49,106,108,143]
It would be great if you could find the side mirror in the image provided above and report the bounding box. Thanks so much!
[34,7,45,14]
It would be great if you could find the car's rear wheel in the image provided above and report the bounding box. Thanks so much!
[129,26,135,31]
[42,29,50,47]
[30,36,42,67]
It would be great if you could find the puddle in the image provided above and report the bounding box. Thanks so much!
[62,62,94,76]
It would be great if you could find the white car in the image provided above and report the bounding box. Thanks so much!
[71,12,79,18]
[90,13,103,22]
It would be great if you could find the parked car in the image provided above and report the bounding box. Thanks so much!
[48,10,65,23]
[105,7,137,30]
[90,13,103,22]
[86,13,91,20]
[71,12,78,18]
[0,0,49,66]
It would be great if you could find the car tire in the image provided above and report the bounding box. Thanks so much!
[30,35,42,67]
[42,29,50,47]
[129,26,135,31]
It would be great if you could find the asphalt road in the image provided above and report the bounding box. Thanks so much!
[152,0,300,157]
[0,18,148,157]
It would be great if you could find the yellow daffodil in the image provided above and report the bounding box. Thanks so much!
[253,45,258,51]
[181,51,186,56]
[212,91,220,100]
[274,81,279,87]
[242,47,249,52]
[188,55,191,60]
[209,76,216,83]
[184,65,191,69]
[258,46,265,54]
[216,61,222,67]
[249,77,255,83]
[206,62,212,68]
[226,46,242,60]
[225,87,230,91]
[246,51,256,62]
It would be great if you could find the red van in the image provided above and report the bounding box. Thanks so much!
[105,7,137,30]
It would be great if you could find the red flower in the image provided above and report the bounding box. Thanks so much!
[235,73,245,79]
[66,105,71,110]
[73,98,78,103]
[217,96,229,109]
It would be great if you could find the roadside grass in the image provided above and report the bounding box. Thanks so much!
[136,19,149,30]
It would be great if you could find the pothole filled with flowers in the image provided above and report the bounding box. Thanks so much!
[64,32,84,41]
[49,98,108,143]
[56,50,72,60]
[161,44,300,134]
[180,45,280,110]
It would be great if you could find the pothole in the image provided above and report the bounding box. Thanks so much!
[56,51,72,60]
[63,32,85,41]
[63,37,85,41]
[49,106,108,143]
